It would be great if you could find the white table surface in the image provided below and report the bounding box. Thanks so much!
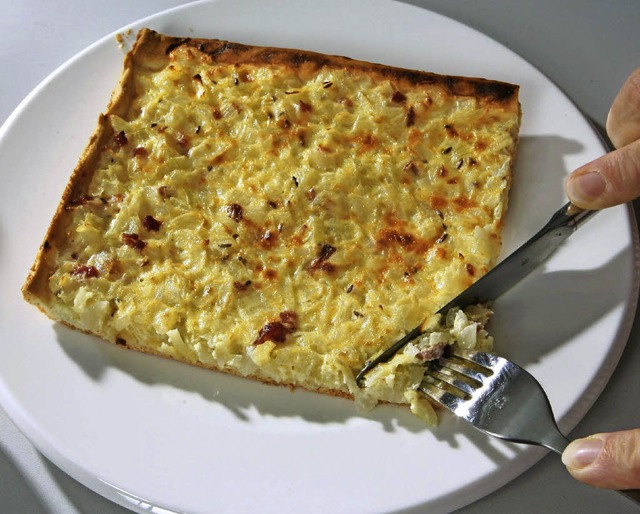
[1,1,639,512]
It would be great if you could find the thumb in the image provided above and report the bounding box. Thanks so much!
[562,430,640,489]
[565,137,640,209]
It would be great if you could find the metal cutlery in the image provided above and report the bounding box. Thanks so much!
[420,347,640,505]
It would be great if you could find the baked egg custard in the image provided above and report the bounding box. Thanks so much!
[23,29,520,423]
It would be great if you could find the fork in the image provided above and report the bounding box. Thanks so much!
[419,348,640,505]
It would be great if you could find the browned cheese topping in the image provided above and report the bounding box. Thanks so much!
[24,30,520,414]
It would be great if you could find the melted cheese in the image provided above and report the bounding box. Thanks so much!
[28,32,520,419]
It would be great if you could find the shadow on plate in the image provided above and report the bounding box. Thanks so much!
[501,134,584,254]
[55,321,529,468]
[54,322,426,429]
[490,245,632,367]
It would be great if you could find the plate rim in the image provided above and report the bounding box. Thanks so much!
[1,1,638,513]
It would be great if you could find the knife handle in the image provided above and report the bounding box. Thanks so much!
[543,201,597,233]
[566,202,585,217]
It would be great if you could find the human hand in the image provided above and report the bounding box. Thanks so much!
[561,69,640,490]
[565,67,640,209]
[562,431,640,489]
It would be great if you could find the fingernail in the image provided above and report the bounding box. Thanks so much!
[562,437,604,469]
[567,171,606,202]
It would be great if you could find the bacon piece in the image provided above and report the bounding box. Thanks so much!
[68,195,95,208]
[254,311,298,345]
[142,215,162,231]
[299,100,313,113]
[114,131,128,147]
[71,264,100,279]
[233,280,252,291]
[309,244,336,272]
[406,106,416,127]
[177,132,190,150]
[417,342,447,361]
[404,161,419,175]
[122,233,147,251]
[278,311,298,331]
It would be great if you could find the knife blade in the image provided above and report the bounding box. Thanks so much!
[355,202,596,385]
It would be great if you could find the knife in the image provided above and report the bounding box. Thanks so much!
[355,202,597,385]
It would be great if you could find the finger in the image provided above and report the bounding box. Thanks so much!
[562,430,640,490]
[607,67,640,149]
[564,137,640,209]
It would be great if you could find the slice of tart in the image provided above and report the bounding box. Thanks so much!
[23,29,520,423]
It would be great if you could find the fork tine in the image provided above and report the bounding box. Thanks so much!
[420,348,498,415]
[428,365,479,396]
[450,348,500,369]
[419,376,466,412]
[436,356,491,384]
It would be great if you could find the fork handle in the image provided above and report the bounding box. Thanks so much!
[543,431,640,505]
[545,437,640,505]
[541,431,570,454]
[616,488,640,505]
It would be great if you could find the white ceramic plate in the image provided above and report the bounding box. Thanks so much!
[0,1,637,513]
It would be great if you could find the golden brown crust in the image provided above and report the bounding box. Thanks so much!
[22,56,137,304]
[136,28,519,105]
